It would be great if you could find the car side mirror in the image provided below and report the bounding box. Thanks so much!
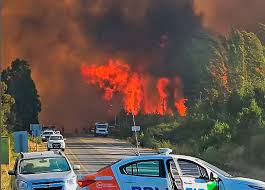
[8,170,15,176]
[73,165,81,170]
[210,172,221,182]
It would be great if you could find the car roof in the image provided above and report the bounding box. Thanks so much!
[117,153,199,164]
[21,151,64,159]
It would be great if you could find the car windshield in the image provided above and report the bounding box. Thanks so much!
[96,125,107,129]
[43,132,53,135]
[197,159,233,178]
[50,136,63,140]
[20,157,70,174]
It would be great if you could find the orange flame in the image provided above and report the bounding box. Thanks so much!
[81,59,187,116]
[175,98,187,117]
[156,78,170,115]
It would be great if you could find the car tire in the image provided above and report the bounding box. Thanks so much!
[62,148,65,151]
[48,148,51,151]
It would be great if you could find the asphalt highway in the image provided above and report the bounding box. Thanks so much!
[64,136,154,183]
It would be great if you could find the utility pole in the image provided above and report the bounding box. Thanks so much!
[132,113,140,155]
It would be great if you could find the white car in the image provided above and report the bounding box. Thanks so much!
[41,130,55,142]
[78,148,265,190]
[9,151,80,190]
[47,134,66,151]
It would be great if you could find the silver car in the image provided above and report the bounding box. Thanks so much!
[9,151,80,190]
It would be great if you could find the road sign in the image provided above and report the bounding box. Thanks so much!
[0,136,10,164]
[30,124,42,137]
[132,126,141,132]
[13,131,29,153]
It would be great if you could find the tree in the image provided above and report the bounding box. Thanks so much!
[2,59,41,131]
[0,82,15,135]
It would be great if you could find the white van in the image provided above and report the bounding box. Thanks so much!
[94,122,109,137]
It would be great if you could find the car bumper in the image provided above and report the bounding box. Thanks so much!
[47,145,65,149]
[95,132,108,136]
[15,180,77,190]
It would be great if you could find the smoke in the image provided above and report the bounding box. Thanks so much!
[193,0,265,34]
[2,0,202,131]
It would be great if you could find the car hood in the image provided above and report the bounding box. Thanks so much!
[20,171,73,181]
[232,177,265,186]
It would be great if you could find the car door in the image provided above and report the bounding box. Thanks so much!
[166,159,183,190]
[176,159,211,190]
[117,159,171,190]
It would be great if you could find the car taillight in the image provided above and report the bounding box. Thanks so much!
[77,179,96,187]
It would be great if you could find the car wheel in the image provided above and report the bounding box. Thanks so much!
[48,148,50,151]
[62,148,65,151]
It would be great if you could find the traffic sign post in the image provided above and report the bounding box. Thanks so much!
[30,124,42,137]
[13,131,29,153]
[30,124,42,151]
[0,137,10,165]
[131,126,140,132]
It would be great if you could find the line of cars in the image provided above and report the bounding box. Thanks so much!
[8,129,78,190]
[41,129,66,151]
[8,147,265,190]
[9,126,265,190]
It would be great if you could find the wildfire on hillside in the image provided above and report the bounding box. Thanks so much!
[81,59,187,117]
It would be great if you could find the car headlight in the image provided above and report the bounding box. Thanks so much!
[248,185,265,190]
[17,180,28,189]
[67,176,77,185]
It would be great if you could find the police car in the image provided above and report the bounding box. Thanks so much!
[78,148,265,190]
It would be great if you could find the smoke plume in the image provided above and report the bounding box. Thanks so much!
[193,0,265,34]
[2,0,263,131]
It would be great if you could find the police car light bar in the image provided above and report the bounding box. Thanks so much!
[159,148,172,155]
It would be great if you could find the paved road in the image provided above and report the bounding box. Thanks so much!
[65,136,153,176]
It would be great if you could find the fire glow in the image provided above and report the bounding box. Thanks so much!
[81,59,187,117]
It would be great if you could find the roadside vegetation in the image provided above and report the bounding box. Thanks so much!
[1,59,42,189]
[114,25,265,180]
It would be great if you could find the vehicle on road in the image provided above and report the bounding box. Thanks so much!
[8,151,80,190]
[94,122,109,137]
[41,130,55,142]
[47,134,66,151]
[78,148,265,190]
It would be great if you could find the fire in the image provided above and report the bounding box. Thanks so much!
[81,59,187,116]
[175,98,187,117]
[156,78,170,115]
